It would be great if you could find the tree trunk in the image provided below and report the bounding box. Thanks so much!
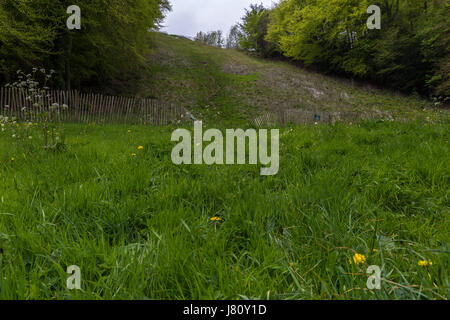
[384,0,392,19]
[64,33,72,91]
[395,0,400,17]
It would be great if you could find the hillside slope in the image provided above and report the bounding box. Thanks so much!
[143,32,448,126]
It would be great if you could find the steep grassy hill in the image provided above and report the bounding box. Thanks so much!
[142,32,448,126]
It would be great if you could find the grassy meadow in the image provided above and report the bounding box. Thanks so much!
[0,120,448,299]
[0,32,449,300]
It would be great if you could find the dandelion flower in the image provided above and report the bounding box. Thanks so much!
[11,157,15,161]
[372,249,379,253]
[128,130,131,133]
[289,262,295,267]
[349,253,366,265]
[131,153,137,157]
[138,146,144,150]
[418,260,432,267]
[210,216,222,222]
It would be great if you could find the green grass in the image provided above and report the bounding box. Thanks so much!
[0,121,448,299]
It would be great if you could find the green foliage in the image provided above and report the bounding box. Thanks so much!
[0,0,171,91]
[416,1,450,96]
[0,0,56,78]
[275,0,369,72]
[238,4,277,57]
[243,0,449,97]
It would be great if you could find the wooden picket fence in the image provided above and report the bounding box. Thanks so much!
[252,109,393,127]
[0,87,190,125]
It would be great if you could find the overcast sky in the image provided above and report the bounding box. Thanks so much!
[161,0,276,38]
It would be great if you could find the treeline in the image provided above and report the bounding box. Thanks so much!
[228,1,449,97]
[0,0,171,92]
[194,30,225,47]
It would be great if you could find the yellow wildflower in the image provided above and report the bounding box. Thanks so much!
[128,130,131,133]
[349,253,366,265]
[131,153,137,157]
[372,249,379,253]
[289,262,295,267]
[418,260,432,267]
[11,157,15,161]
[138,146,144,150]
[210,216,222,222]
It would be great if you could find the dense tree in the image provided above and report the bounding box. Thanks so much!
[0,0,56,82]
[414,0,449,96]
[238,4,277,57]
[0,0,171,91]
[270,0,370,73]
[238,0,449,97]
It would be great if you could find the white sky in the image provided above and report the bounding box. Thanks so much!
[161,0,277,38]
